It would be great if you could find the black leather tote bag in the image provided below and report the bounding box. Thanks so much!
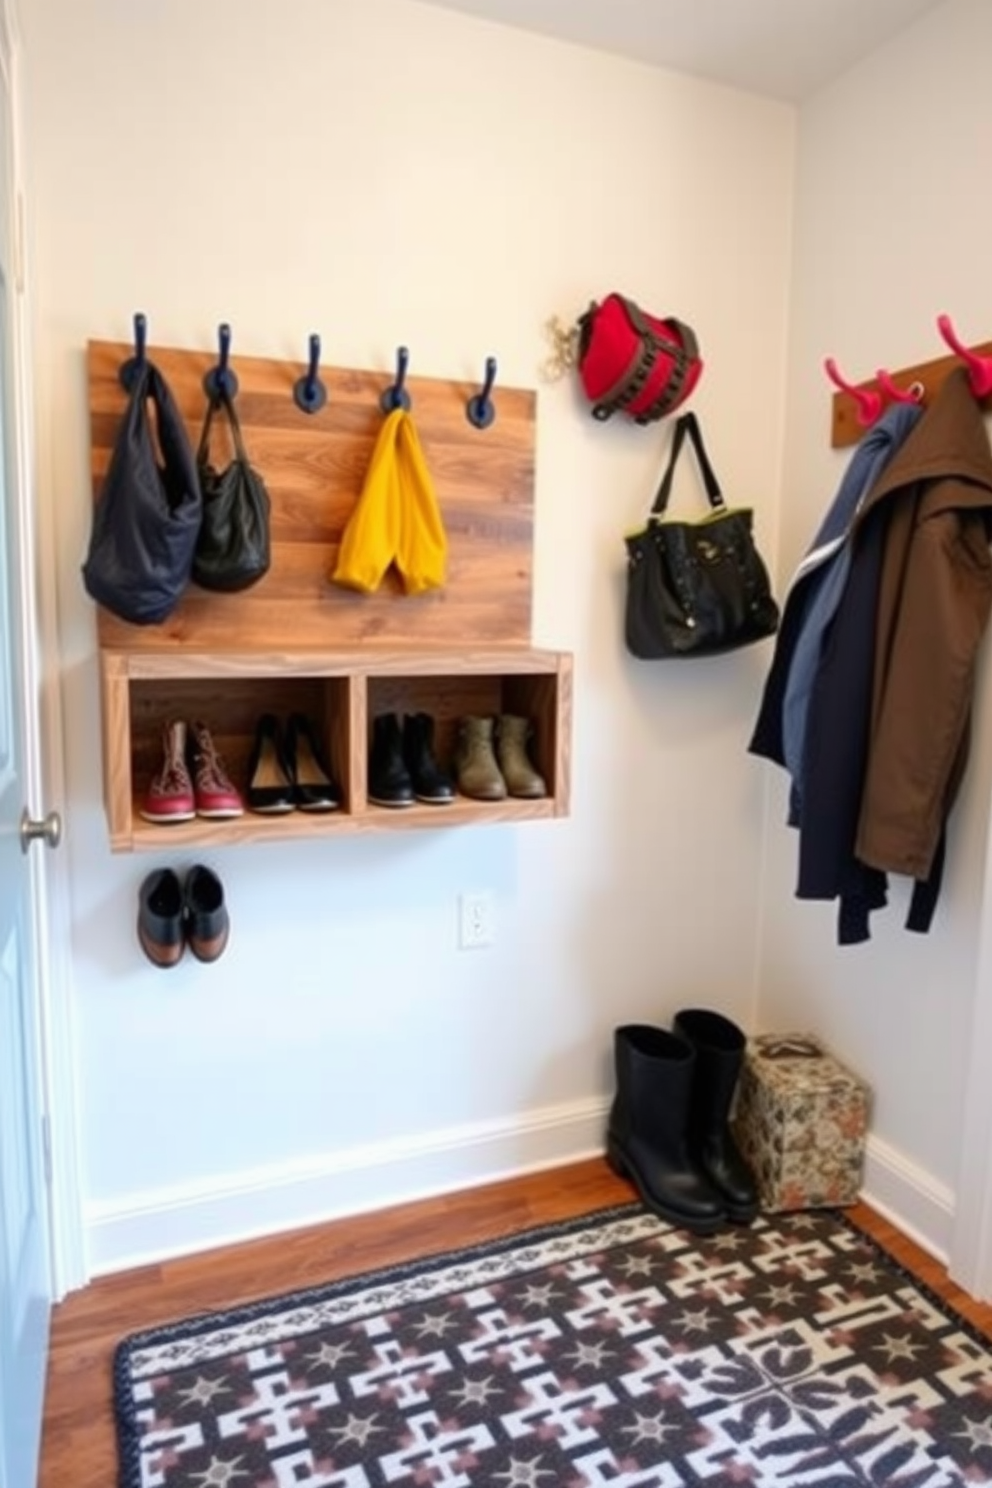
[82,361,202,625]
[624,412,779,658]
[192,391,271,592]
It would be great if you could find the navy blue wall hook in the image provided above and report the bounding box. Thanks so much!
[293,333,327,414]
[203,322,239,400]
[466,356,497,429]
[119,312,147,392]
[380,346,412,413]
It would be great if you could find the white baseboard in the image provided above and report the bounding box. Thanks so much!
[861,1133,955,1264]
[84,1105,958,1283]
[84,1097,610,1277]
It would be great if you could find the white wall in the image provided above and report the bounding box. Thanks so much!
[757,0,992,1259]
[20,0,794,1271]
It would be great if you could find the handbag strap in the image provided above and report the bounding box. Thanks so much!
[197,389,250,467]
[650,410,725,518]
[140,362,200,495]
[619,300,699,425]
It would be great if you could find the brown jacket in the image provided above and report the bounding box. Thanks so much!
[855,367,992,879]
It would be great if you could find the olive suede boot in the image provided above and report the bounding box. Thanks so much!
[496,714,546,798]
[454,716,506,801]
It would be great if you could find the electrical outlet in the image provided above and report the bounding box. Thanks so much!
[459,892,495,950]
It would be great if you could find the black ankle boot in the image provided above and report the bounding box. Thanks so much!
[403,713,454,805]
[369,713,414,808]
[673,1009,759,1224]
[606,1024,725,1234]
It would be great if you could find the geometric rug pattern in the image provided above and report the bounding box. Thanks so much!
[113,1204,992,1487]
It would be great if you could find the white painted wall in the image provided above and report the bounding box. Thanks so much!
[19,0,794,1270]
[757,0,992,1260]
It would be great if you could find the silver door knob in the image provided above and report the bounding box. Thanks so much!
[20,808,62,853]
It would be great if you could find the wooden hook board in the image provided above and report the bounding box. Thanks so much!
[831,339,992,448]
[87,340,536,652]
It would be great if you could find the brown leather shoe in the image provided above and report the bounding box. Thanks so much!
[184,865,229,963]
[137,868,185,968]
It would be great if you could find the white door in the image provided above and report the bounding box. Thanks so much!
[0,9,57,1486]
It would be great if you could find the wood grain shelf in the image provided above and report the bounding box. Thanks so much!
[126,795,561,852]
[101,647,572,853]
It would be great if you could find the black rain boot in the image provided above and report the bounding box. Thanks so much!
[368,713,414,808]
[673,1008,759,1224]
[606,1025,725,1234]
[403,713,455,805]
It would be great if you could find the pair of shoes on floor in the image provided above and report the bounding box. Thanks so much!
[137,865,229,967]
[605,1009,759,1235]
[369,712,454,808]
[141,720,244,824]
[454,715,546,801]
[247,713,341,814]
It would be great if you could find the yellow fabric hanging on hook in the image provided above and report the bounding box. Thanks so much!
[331,408,447,595]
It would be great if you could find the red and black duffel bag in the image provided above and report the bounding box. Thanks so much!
[577,293,703,425]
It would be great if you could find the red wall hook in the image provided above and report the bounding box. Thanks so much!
[824,356,883,427]
[936,313,992,398]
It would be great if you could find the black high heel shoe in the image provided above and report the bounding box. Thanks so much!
[286,713,341,812]
[246,714,295,814]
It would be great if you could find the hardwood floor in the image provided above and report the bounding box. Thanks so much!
[39,1158,992,1487]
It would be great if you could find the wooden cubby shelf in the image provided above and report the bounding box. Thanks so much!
[101,647,572,853]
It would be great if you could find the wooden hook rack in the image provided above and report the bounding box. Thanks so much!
[830,338,992,448]
[88,339,536,652]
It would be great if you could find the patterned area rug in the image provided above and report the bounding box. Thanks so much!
[114,1204,992,1488]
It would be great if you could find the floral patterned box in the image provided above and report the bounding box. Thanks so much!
[731,1033,870,1211]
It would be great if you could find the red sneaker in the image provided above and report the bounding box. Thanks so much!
[141,720,196,824]
[190,721,245,819]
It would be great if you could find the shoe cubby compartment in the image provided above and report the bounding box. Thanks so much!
[88,339,572,853]
[101,652,354,852]
[362,652,571,827]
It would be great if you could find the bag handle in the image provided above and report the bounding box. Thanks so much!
[759,1037,823,1060]
[197,389,250,468]
[614,299,699,424]
[620,298,698,368]
[127,362,200,507]
[650,410,725,518]
[124,361,180,466]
